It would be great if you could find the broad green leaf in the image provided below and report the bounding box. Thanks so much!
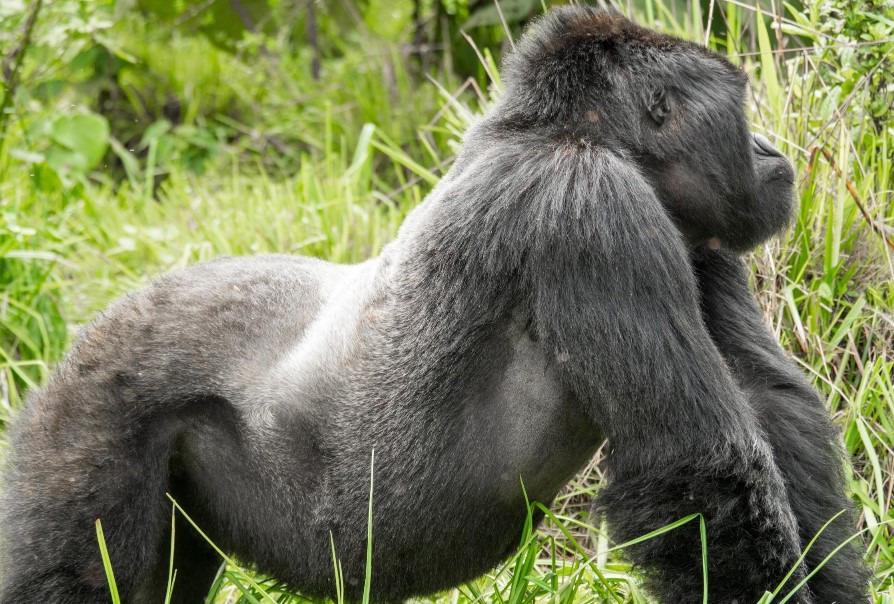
[50,113,110,169]
[463,0,537,29]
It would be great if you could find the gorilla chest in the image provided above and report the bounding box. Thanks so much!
[313,322,600,595]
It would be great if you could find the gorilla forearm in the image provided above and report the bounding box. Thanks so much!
[518,145,806,602]
[693,248,870,602]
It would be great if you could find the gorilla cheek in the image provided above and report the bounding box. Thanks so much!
[653,163,725,246]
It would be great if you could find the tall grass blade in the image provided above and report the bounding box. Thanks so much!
[94,519,122,604]
[362,449,375,604]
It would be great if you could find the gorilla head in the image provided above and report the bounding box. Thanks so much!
[499,7,795,252]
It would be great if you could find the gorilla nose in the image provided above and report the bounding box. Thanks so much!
[752,133,784,158]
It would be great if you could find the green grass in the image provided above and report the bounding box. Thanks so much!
[2,1,893,602]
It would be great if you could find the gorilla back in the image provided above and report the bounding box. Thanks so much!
[0,7,866,604]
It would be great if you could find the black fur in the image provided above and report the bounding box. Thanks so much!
[0,7,867,603]
[692,248,870,602]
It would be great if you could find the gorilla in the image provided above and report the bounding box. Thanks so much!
[0,7,868,604]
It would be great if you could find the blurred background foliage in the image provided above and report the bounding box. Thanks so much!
[1,0,894,602]
[1,0,892,190]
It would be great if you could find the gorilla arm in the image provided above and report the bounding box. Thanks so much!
[692,248,870,603]
[496,137,810,602]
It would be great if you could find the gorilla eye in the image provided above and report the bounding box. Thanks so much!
[648,88,673,126]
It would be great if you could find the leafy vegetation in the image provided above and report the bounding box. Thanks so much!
[1,0,892,602]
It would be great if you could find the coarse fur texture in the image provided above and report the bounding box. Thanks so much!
[692,248,870,602]
[0,7,867,604]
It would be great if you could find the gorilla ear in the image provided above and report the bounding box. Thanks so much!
[648,87,673,126]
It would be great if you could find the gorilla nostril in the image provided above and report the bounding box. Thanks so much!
[777,167,794,182]
[752,133,783,158]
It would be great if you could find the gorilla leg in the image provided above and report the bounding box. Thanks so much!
[693,248,870,602]
[0,371,178,603]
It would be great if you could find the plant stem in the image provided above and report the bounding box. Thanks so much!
[0,0,43,139]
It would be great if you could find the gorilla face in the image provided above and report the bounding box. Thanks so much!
[634,78,796,253]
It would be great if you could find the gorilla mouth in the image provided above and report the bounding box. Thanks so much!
[768,170,795,185]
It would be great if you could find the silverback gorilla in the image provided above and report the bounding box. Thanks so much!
[0,7,868,604]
